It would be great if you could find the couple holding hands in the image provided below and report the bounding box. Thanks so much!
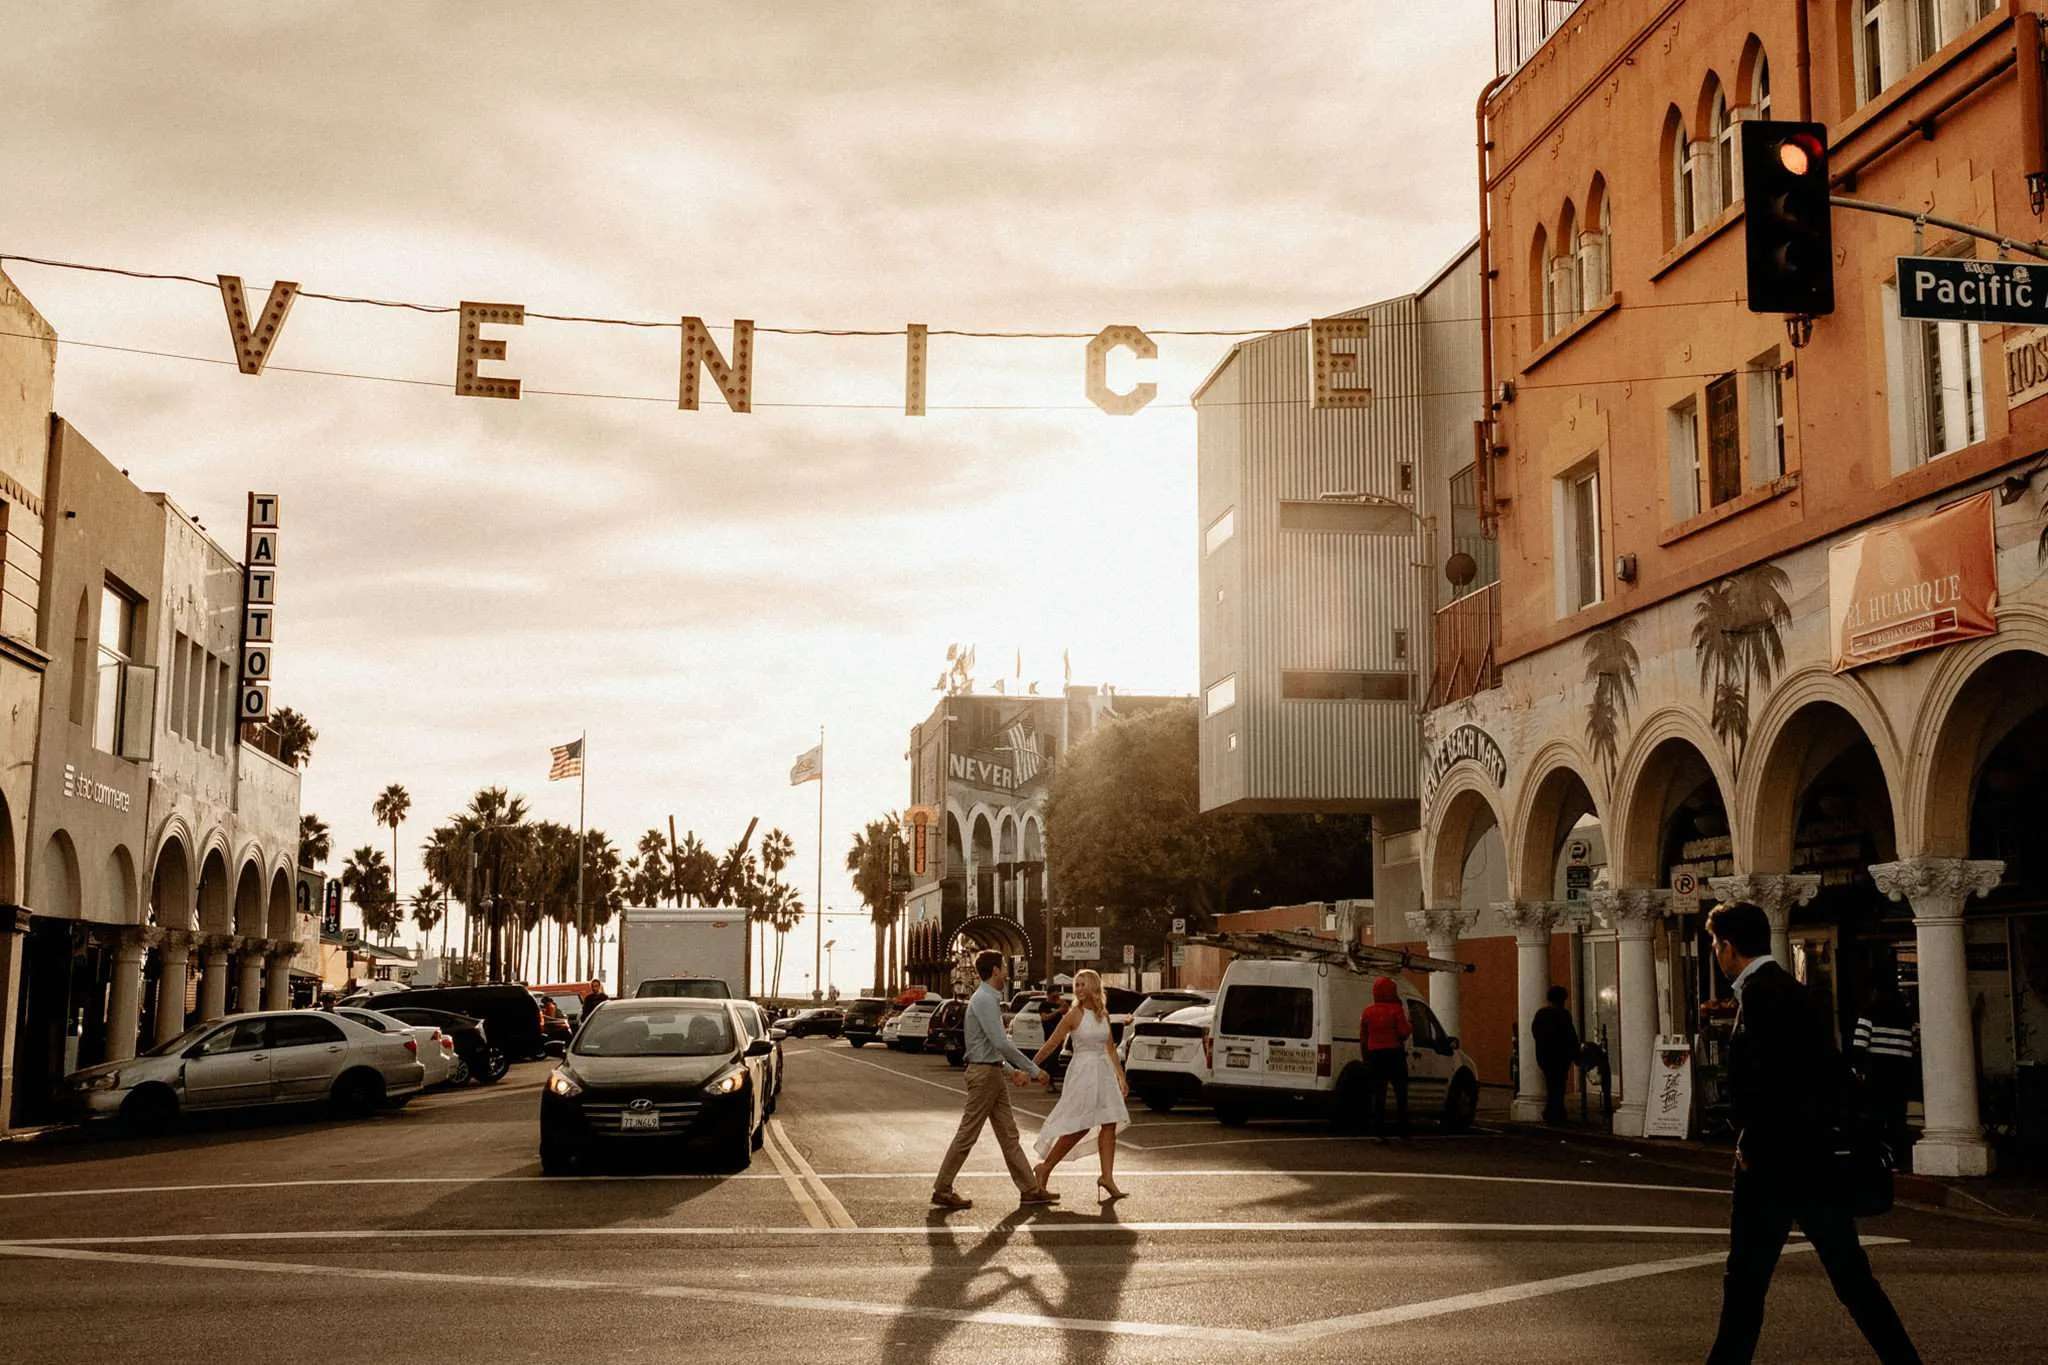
[930,951,1131,1210]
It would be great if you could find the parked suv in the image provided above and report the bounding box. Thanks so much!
[841,997,892,1047]
[1124,1004,1213,1112]
[1207,957,1478,1131]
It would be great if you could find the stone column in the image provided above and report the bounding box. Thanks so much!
[235,939,270,1013]
[0,907,35,1128]
[198,937,233,1021]
[1592,888,1673,1138]
[1706,874,1821,966]
[1404,907,1480,1041]
[154,932,194,1046]
[1871,858,2003,1177]
[264,942,300,1011]
[104,927,161,1064]
[1495,901,1566,1122]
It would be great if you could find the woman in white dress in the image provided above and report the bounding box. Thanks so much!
[1028,969,1133,1200]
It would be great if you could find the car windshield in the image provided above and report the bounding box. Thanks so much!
[572,1005,736,1057]
[142,1022,218,1057]
[638,980,729,999]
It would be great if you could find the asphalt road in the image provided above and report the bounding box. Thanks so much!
[2,1037,2043,1364]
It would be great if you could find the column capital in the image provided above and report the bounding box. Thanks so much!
[1493,900,1566,942]
[1870,859,2004,924]
[157,929,195,955]
[119,925,166,954]
[267,940,304,961]
[200,934,236,957]
[1706,874,1821,925]
[1406,907,1480,943]
[239,936,276,956]
[1,904,31,935]
[1589,888,1674,938]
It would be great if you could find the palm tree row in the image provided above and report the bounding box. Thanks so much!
[848,814,906,998]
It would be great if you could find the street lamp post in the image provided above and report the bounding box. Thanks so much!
[823,939,836,1000]
[1315,489,1438,714]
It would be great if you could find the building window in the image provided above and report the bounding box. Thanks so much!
[1578,181,1612,305]
[94,582,138,753]
[1558,466,1602,613]
[1204,508,1235,556]
[1205,675,1237,716]
[1747,348,1785,484]
[1858,0,1891,104]
[1668,397,1702,521]
[214,656,233,753]
[1227,732,1238,752]
[1277,500,1409,534]
[1280,670,1412,702]
[1755,54,1772,119]
[1448,463,1499,594]
[185,639,203,737]
[1885,275,1985,468]
[168,630,188,737]
[1709,83,1735,212]
[1705,372,1742,507]
[1665,108,1694,244]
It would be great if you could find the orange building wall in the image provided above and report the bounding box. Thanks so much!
[1484,0,2044,665]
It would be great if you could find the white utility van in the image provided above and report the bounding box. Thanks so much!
[1207,956,1479,1131]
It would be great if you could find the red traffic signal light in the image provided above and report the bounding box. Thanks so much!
[1743,120,1834,316]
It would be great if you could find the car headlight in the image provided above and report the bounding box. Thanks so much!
[545,1068,583,1098]
[75,1071,120,1091]
[705,1068,747,1096]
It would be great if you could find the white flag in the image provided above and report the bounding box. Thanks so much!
[789,743,823,785]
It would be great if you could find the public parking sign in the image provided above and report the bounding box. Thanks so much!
[1060,926,1100,960]
[1897,256,2048,327]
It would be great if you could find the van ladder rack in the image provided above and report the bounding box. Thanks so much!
[1184,930,1473,976]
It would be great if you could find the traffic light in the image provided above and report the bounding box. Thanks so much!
[1743,119,1834,315]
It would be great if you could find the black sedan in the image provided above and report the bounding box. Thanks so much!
[539,999,772,1174]
[373,1005,503,1084]
[778,1008,845,1038]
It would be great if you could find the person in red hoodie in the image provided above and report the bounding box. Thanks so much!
[1359,975,1413,1138]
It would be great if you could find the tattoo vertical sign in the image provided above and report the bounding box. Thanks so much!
[241,492,279,725]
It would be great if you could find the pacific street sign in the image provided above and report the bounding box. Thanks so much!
[1896,255,2048,326]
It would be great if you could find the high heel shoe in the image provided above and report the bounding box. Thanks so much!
[1096,1177,1126,1201]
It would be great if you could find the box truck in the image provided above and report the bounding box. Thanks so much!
[618,906,751,999]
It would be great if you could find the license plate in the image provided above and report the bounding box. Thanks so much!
[620,1111,659,1131]
[1153,1045,1180,1061]
[1225,1050,1251,1069]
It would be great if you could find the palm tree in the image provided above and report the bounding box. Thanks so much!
[1583,619,1640,790]
[372,784,412,912]
[466,787,531,980]
[676,832,715,905]
[759,828,796,994]
[766,882,806,999]
[634,829,673,905]
[298,813,331,870]
[341,846,396,943]
[847,815,902,996]
[579,830,622,978]
[411,882,442,950]
[267,707,319,767]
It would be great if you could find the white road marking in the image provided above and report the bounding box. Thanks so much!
[764,1118,857,1229]
[0,1235,1908,1345]
[1136,1133,1487,1151]
[0,1220,1769,1246]
[0,1166,1723,1201]
[760,1119,831,1231]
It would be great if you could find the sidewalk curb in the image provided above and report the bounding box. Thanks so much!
[1495,1118,2048,1230]
[0,1122,81,1147]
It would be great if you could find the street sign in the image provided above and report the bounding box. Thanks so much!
[1171,943,1186,967]
[1170,917,1186,936]
[1122,943,1135,965]
[1897,256,2048,326]
[1567,837,1590,863]
[342,928,360,948]
[1059,926,1099,961]
[1565,865,1593,901]
[1672,870,1700,898]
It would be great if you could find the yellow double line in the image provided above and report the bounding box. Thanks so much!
[761,1118,856,1229]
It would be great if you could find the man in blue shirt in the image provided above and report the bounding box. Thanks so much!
[932,950,1057,1210]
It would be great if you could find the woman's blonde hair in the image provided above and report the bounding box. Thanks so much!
[1073,969,1109,1022]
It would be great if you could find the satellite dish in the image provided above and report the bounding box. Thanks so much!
[1444,552,1478,588]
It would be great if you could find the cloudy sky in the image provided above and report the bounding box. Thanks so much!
[2,0,1490,993]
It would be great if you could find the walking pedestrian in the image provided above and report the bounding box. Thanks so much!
[1704,901,1920,1365]
[1359,975,1412,1138]
[584,979,608,1013]
[930,950,1058,1212]
[1028,968,1133,1202]
[1851,976,1916,1163]
[1532,984,1580,1125]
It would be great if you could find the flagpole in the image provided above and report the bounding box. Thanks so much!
[814,724,824,1002]
[576,730,587,982]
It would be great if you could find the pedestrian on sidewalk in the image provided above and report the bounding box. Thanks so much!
[1704,901,1920,1365]
[1851,977,1916,1163]
[1532,985,1580,1125]
[930,950,1058,1212]
[1359,975,1412,1138]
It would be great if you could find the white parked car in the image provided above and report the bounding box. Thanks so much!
[1123,1004,1213,1113]
[891,1000,939,1051]
[336,1006,457,1088]
[1206,957,1478,1131]
[880,1010,905,1046]
[63,1009,427,1130]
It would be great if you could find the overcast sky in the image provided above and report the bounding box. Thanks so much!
[2,0,1491,993]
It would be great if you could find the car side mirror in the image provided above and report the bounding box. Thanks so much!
[1442,1036,1460,1054]
[544,1040,567,1058]
[746,1038,773,1057]
[769,1028,788,1042]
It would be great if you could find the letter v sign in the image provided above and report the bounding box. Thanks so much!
[218,275,300,375]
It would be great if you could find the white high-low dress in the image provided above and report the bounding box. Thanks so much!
[1032,1008,1131,1159]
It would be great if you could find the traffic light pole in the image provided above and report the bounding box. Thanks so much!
[1829,196,2048,263]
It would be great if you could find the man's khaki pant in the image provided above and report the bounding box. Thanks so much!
[935,1064,1038,1194]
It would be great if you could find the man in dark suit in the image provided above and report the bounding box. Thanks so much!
[1704,901,1920,1365]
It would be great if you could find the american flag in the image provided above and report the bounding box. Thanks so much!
[547,738,583,781]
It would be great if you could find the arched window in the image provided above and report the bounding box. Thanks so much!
[1707,77,1734,217]
[1755,53,1772,119]
[1579,175,1612,304]
[1530,225,1551,339]
[1662,106,1693,246]
[1551,201,1580,333]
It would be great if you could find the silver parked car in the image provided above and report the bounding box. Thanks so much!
[63,1009,427,1131]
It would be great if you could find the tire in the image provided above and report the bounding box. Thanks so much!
[725,1117,754,1171]
[121,1086,178,1136]
[539,1143,577,1176]
[848,1037,866,1048]
[1214,1102,1250,1128]
[750,1117,766,1151]
[478,1047,509,1084]
[1442,1073,1478,1134]
[449,1054,471,1086]
[1140,1091,1175,1115]
[331,1069,386,1119]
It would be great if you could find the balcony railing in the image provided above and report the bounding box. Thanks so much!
[1496,0,1584,78]
[1431,582,1502,707]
